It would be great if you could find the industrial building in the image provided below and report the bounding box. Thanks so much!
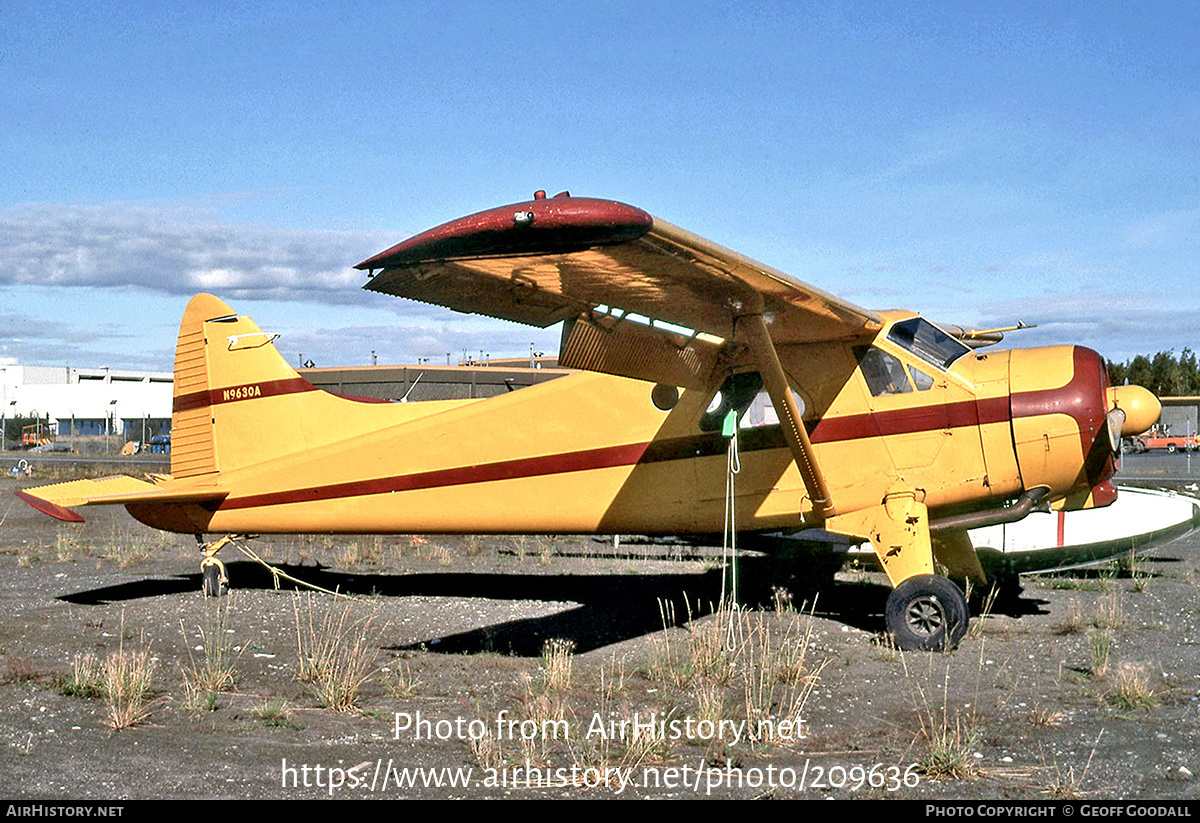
[0,359,566,451]
[0,364,172,450]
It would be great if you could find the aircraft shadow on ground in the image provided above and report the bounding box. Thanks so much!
[57,557,1051,656]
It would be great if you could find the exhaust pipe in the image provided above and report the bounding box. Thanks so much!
[930,487,1050,533]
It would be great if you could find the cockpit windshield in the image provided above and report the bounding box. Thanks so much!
[886,317,970,370]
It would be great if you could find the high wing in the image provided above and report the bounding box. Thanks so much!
[357,192,881,517]
[356,193,881,390]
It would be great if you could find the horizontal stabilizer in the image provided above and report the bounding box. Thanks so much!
[15,477,227,523]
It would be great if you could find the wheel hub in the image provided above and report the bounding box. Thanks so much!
[905,595,946,637]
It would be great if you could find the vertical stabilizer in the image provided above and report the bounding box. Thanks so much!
[171,293,321,478]
[171,294,234,479]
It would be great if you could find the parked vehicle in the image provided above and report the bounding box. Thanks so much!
[1130,424,1197,453]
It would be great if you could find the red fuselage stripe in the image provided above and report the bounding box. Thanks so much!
[221,442,650,510]
[194,366,1090,511]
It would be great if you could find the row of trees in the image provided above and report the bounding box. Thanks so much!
[1107,349,1200,398]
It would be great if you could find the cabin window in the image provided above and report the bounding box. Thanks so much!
[741,387,806,428]
[701,372,807,431]
[651,383,680,411]
[887,317,969,369]
[857,348,913,396]
[910,366,935,391]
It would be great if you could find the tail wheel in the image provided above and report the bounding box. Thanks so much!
[885,575,969,651]
[201,558,228,597]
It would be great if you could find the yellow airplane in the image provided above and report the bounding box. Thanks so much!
[15,192,1162,650]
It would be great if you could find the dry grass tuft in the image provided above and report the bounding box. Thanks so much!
[101,626,158,730]
[382,661,422,699]
[1056,599,1087,634]
[1108,663,1157,711]
[904,658,982,780]
[1091,591,1124,631]
[292,592,381,712]
[1089,628,1112,676]
[179,599,240,710]
[61,653,105,698]
[540,638,575,692]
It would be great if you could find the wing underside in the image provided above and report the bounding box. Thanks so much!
[357,195,881,386]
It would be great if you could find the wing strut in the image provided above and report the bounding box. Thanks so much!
[740,311,836,518]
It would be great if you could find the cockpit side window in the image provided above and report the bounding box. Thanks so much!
[887,318,970,369]
[910,366,935,391]
[856,347,913,396]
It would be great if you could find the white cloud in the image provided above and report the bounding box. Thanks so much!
[0,200,392,305]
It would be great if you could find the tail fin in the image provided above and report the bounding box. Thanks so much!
[171,293,327,478]
[18,293,444,525]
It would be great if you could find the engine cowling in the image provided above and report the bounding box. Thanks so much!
[1007,346,1154,509]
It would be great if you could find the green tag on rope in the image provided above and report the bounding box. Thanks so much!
[722,409,737,437]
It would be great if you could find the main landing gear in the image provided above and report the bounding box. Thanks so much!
[884,575,969,651]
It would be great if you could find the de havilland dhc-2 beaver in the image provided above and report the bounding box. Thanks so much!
[16,191,1164,650]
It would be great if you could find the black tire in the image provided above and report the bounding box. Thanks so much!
[1168,444,1177,454]
[885,575,969,651]
[202,564,227,597]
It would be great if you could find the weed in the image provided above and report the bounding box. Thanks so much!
[337,538,382,567]
[1046,573,1113,592]
[565,698,663,783]
[61,653,105,698]
[1056,600,1087,634]
[179,600,239,707]
[770,586,795,614]
[1108,663,1157,711]
[872,632,901,661]
[254,697,301,729]
[905,657,981,780]
[464,535,483,557]
[967,586,1000,640]
[695,683,725,733]
[292,592,381,712]
[1029,702,1063,727]
[599,654,626,702]
[517,672,569,763]
[101,623,158,730]
[1089,628,1112,676]
[741,613,824,743]
[688,609,735,685]
[382,661,422,699]
[1043,731,1102,798]
[919,712,982,778]
[55,529,85,562]
[648,599,730,688]
[102,527,156,568]
[1092,591,1124,631]
[468,720,507,772]
[540,638,575,692]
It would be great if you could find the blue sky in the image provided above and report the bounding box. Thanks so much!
[2,1,1197,370]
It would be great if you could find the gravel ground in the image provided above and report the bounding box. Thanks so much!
[0,453,1199,800]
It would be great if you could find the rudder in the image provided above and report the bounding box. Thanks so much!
[170,293,313,478]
